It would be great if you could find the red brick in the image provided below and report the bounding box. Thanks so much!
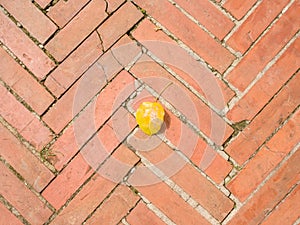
[129,88,232,183]
[46,0,107,62]
[0,123,54,192]
[0,11,55,80]
[129,168,211,225]
[0,203,23,225]
[225,73,300,164]
[227,37,300,122]
[85,185,139,225]
[223,0,257,20]
[0,47,54,115]
[132,19,235,109]
[227,109,300,201]
[228,0,290,53]
[260,184,300,225]
[43,63,107,133]
[127,201,165,225]
[130,56,233,144]
[1,0,57,43]
[134,0,235,73]
[226,2,300,91]
[174,0,234,39]
[106,0,125,14]
[35,0,51,8]
[134,138,233,221]
[50,144,138,224]
[227,147,300,225]
[43,108,134,209]
[0,84,52,150]
[45,32,103,97]
[47,0,90,27]
[0,162,53,225]
[97,2,143,51]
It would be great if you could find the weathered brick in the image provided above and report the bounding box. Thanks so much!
[130,56,233,145]
[134,0,235,73]
[129,89,232,183]
[0,203,23,225]
[85,185,139,225]
[226,1,300,91]
[0,84,52,150]
[225,73,300,164]
[227,148,300,225]
[223,0,257,20]
[97,2,143,51]
[43,108,133,209]
[0,11,55,79]
[0,47,54,115]
[0,123,54,192]
[106,0,125,14]
[129,168,211,225]
[227,108,300,202]
[0,162,53,225]
[133,137,233,221]
[47,0,90,28]
[174,0,234,39]
[126,201,166,225]
[46,0,107,61]
[260,184,300,225]
[227,0,290,53]
[1,0,57,43]
[34,0,51,8]
[50,144,138,224]
[132,19,235,110]
[45,32,103,97]
[227,37,300,122]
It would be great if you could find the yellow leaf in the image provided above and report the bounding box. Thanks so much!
[136,101,165,135]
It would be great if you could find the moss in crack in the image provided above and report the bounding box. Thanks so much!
[233,120,249,131]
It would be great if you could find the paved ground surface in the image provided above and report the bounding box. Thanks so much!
[0,0,299,224]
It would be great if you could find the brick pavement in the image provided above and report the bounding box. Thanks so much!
[0,0,299,224]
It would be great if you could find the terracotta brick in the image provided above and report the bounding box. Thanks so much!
[134,0,235,73]
[0,11,55,79]
[47,0,90,27]
[45,32,103,97]
[226,2,300,91]
[227,37,300,122]
[97,2,143,51]
[43,108,135,209]
[127,201,165,225]
[174,0,234,39]
[85,185,139,225]
[0,84,52,150]
[106,0,125,14]
[223,0,257,20]
[0,203,23,225]
[129,168,211,225]
[0,123,54,192]
[0,47,54,115]
[228,0,290,53]
[130,56,233,145]
[128,88,232,183]
[46,0,107,61]
[0,162,53,225]
[134,138,233,221]
[35,0,51,8]
[132,19,235,110]
[227,148,300,225]
[43,63,107,133]
[1,0,57,43]
[225,73,300,164]
[260,184,300,225]
[50,144,138,224]
[227,109,300,201]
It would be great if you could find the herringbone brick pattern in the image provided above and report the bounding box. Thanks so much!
[0,0,299,224]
